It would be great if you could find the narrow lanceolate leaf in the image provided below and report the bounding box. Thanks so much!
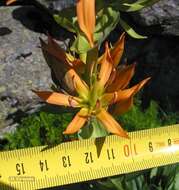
[119,18,147,39]
[107,63,136,92]
[77,0,95,47]
[110,32,125,67]
[53,7,77,33]
[96,108,129,138]
[63,109,87,134]
[85,45,99,85]
[65,69,89,100]
[32,90,80,107]
[94,6,120,45]
[117,0,160,12]
[98,42,113,87]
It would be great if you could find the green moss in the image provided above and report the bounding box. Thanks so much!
[3,111,76,150]
[117,100,178,132]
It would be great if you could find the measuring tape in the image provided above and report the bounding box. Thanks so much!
[0,124,179,190]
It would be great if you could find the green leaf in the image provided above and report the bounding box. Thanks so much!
[109,177,126,190]
[85,45,99,85]
[94,6,120,45]
[116,0,160,12]
[174,167,179,190]
[71,6,120,54]
[53,7,77,33]
[91,118,109,138]
[119,18,147,39]
[78,118,109,139]
[70,33,91,53]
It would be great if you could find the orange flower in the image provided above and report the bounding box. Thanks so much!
[76,0,95,47]
[34,34,150,138]
[110,32,126,67]
[6,0,16,5]
[40,36,85,94]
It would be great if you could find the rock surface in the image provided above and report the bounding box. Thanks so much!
[0,6,53,135]
[131,0,179,36]
[0,5,72,136]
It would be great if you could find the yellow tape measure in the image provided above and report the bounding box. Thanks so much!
[0,124,179,190]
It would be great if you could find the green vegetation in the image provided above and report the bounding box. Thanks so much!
[3,111,76,150]
[3,100,178,150]
[1,100,179,190]
[118,100,179,131]
[54,0,160,54]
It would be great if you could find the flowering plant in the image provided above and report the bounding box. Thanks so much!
[54,0,160,54]
[32,0,150,140]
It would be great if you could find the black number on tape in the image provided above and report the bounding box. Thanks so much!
[16,163,25,175]
[149,142,153,152]
[84,152,94,164]
[39,160,49,172]
[107,148,115,160]
[62,156,72,168]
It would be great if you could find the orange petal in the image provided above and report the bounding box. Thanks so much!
[40,37,69,78]
[32,90,80,107]
[112,96,133,116]
[104,68,117,88]
[96,109,129,138]
[107,63,136,92]
[41,36,84,71]
[64,69,89,99]
[103,77,150,105]
[40,38,84,94]
[6,0,16,5]
[98,42,113,87]
[66,53,85,73]
[101,92,118,107]
[63,109,87,134]
[40,36,68,66]
[110,32,125,67]
[40,44,73,94]
[115,77,151,102]
[77,0,95,47]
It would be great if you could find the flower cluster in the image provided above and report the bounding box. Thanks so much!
[32,0,150,138]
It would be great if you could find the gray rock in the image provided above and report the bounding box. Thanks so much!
[38,0,76,11]
[131,0,179,36]
[0,6,53,133]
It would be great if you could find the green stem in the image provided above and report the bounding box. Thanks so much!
[84,46,98,86]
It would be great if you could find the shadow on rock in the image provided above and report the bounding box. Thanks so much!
[12,6,49,33]
[0,27,12,36]
[6,109,28,124]
[11,6,72,40]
